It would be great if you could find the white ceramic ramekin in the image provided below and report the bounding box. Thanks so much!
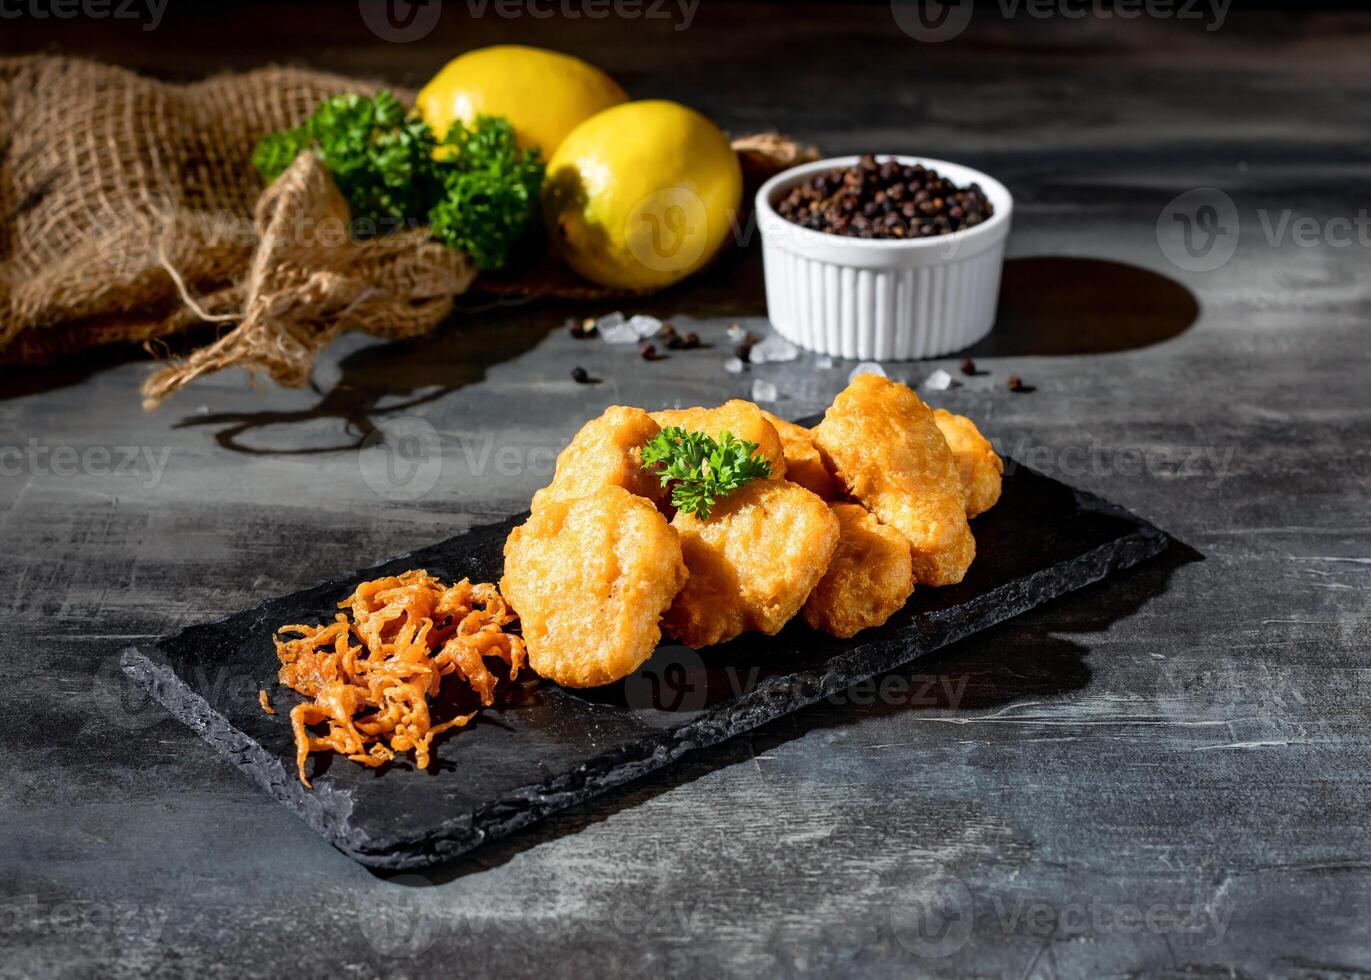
[756,155,1013,361]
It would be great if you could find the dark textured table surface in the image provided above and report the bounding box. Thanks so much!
[3,4,1369,977]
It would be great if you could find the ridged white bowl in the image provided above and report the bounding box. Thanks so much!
[757,155,1013,361]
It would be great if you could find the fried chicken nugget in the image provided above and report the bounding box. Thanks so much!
[531,406,665,512]
[813,374,975,586]
[760,410,840,500]
[664,480,839,648]
[802,503,914,638]
[933,409,1003,518]
[650,400,787,479]
[502,485,687,688]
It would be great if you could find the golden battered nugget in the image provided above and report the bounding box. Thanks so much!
[502,485,687,688]
[531,406,665,512]
[664,480,839,648]
[650,401,787,480]
[933,409,1003,518]
[802,504,914,638]
[760,410,839,500]
[813,374,975,586]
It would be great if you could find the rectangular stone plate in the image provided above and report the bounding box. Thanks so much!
[123,458,1169,869]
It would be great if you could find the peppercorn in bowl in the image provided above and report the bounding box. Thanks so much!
[756,154,1012,360]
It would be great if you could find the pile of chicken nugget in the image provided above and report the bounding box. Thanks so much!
[501,373,1003,689]
[270,373,1002,785]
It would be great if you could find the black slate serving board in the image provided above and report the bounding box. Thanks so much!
[123,457,1168,869]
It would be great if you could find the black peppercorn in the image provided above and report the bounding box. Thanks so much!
[773,156,993,241]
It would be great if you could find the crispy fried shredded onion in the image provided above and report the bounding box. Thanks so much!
[267,570,526,787]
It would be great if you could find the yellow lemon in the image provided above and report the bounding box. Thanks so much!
[417,45,627,157]
[543,100,742,291]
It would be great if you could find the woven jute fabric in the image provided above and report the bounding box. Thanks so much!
[0,56,816,407]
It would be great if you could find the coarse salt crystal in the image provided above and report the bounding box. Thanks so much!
[751,379,779,402]
[750,334,799,364]
[723,357,746,374]
[597,311,637,344]
[815,355,834,370]
[922,368,954,391]
[628,314,663,339]
[848,361,887,382]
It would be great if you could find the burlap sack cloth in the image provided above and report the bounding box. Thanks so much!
[0,56,816,408]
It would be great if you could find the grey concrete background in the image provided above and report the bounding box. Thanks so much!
[2,4,1368,977]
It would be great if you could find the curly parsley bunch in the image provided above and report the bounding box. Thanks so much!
[252,92,544,271]
[428,114,546,270]
[641,427,773,520]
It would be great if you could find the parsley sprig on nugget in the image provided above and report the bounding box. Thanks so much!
[641,427,773,519]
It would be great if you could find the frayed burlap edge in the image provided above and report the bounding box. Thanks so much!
[137,132,816,408]
[140,152,475,409]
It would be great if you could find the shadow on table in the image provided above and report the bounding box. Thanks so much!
[159,299,552,454]
[173,253,1192,454]
[160,243,769,452]
[0,340,155,402]
[374,536,1200,886]
[0,253,1194,415]
[614,252,1200,355]
[966,256,1200,357]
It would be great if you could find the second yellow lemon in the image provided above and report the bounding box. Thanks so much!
[543,100,743,291]
[416,46,627,157]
